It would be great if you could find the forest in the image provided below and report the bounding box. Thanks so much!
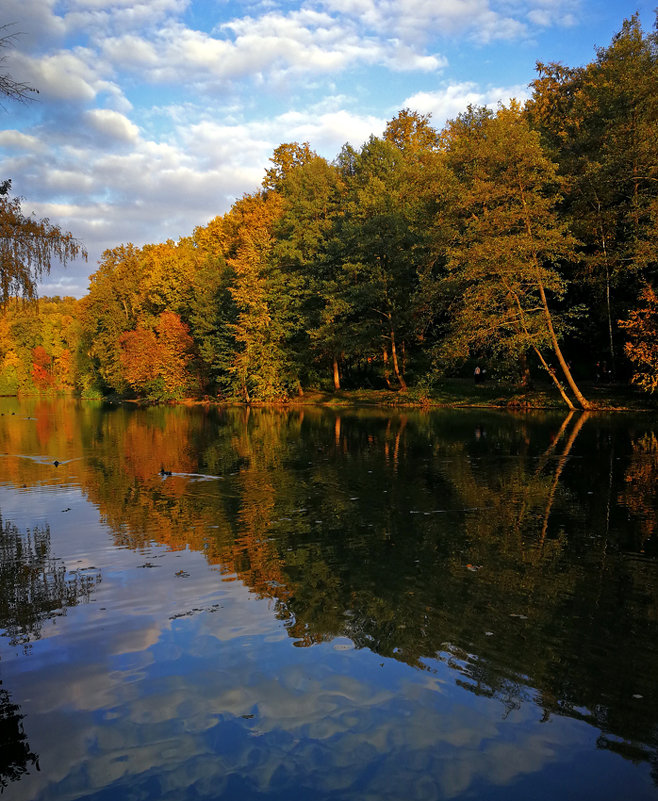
[0,15,656,408]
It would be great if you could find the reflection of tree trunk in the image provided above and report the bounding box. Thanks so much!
[334,415,341,447]
[332,356,341,391]
[516,412,574,529]
[392,415,407,471]
[538,411,574,466]
[539,412,590,546]
[384,417,392,463]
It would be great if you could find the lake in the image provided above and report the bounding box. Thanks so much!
[0,397,657,800]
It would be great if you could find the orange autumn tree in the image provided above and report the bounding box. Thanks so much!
[619,285,658,392]
[119,311,194,400]
[31,345,54,389]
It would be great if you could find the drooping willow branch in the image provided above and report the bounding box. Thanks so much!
[0,195,87,303]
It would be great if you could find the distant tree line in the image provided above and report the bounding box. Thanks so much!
[1,15,657,405]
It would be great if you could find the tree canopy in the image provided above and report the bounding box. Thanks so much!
[1,13,656,403]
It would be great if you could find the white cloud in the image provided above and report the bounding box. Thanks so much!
[402,82,531,127]
[0,0,67,45]
[84,109,140,143]
[2,0,598,302]
[97,7,446,90]
[11,48,104,103]
[528,9,552,27]
[0,129,45,153]
[318,0,528,42]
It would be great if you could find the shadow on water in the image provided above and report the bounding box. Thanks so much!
[1,397,658,795]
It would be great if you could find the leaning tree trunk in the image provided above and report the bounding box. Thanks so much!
[535,272,591,410]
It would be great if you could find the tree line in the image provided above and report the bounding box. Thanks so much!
[1,15,657,406]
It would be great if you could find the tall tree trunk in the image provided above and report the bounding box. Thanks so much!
[388,316,407,391]
[531,343,577,410]
[518,179,592,409]
[596,204,616,375]
[519,352,531,387]
[535,273,591,409]
[382,346,393,389]
[332,355,341,391]
[506,281,576,410]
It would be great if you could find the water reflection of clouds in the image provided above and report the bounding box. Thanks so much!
[9,652,593,800]
[4,574,597,801]
[1,437,656,800]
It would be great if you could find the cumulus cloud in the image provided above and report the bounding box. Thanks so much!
[319,0,527,42]
[1,0,594,300]
[402,81,531,127]
[10,48,106,103]
[317,0,584,43]
[0,129,45,153]
[84,109,140,142]
[98,9,442,88]
[0,0,67,46]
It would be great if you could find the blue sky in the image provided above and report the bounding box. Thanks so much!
[0,0,655,297]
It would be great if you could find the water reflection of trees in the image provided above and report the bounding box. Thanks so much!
[0,687,38,791]
[3,400,658,775]
[0,515,101,792]
[0,518,101,647]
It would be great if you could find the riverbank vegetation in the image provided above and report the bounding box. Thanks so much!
[1,15,657,408]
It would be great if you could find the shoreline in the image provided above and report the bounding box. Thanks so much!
[5,381,656,413]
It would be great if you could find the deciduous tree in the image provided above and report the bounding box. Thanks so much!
[619,285,658,392]
[0,194,86,303]
[441,103,590,409]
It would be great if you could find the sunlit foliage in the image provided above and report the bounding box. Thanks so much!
[1,14,657,403]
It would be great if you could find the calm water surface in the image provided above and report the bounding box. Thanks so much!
[0,398,657,800]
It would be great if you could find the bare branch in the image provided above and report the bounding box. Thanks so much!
[0,24,38,105]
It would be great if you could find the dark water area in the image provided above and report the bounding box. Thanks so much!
[0,398,657,800]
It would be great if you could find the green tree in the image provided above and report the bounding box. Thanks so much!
[330,123,450,390]
[274,154,347,389]
[529,14,658,375]
[222,192,296,401]
[441,103,590,409]
[78,244,143,393]
[263,142,316,192]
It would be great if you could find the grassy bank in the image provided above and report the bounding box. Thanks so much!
[274,379,658,411]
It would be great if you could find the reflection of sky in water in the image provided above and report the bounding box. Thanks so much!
[0,411,657,800]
